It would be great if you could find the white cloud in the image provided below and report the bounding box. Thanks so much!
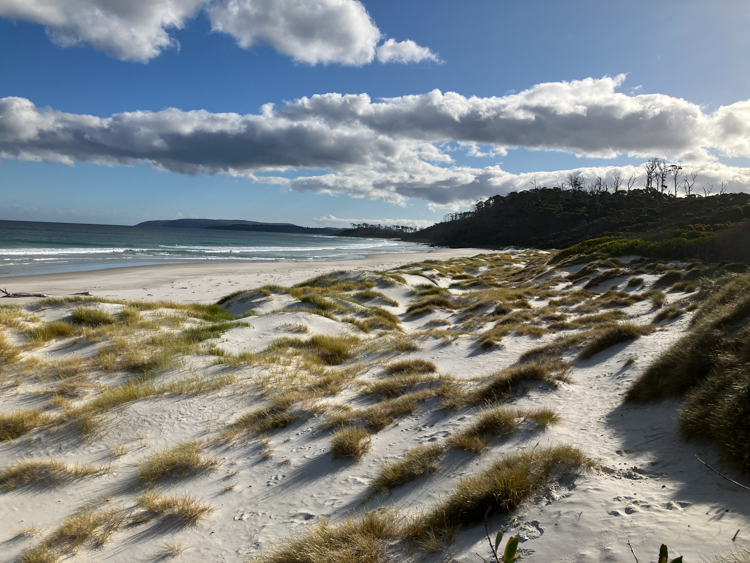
[376,38,440,64]
[2,76,750,206]
[0,0,437,65]
[208,0,380,66]
[311,215,434,229]
[0,0,204,62]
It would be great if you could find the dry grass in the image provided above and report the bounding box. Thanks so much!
[407,296,455,317]
[522,407,561,428]
[360,372,440,399]
[23,321,76,346]
[649,289,667,308]
[138,441,220,486]
[447,406,516,454]
[22,507,125,562]
[384,358,437,376]
[331,426,372,460]
[270,335,360,365]
[470,361,568,405]
[407,445,593,542]
[70,307,116,326]
[0,460,106,491]
[354,290,398,307]
[369,444,444,495]
[0,332,20,363]
[653,305,682,323]
[137,491,214,525]
[578,323,653,360]
[251,511,399,563]
[0,409,49,441]
[158,542,188,558]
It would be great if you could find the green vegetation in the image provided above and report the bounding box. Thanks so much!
[70,307,116,326]
[627,273,750,473]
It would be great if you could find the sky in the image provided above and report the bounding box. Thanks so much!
[0,0,749,228]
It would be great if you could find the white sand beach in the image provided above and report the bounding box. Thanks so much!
[1,249,748,563]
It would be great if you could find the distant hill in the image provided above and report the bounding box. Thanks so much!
[135,218,295,229]
[135,218,343,236]
[208,223,343,236]
[403,188,750,263]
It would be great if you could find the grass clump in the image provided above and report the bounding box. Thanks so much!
[70,307,115,326]
[653,305,682,323]
[0,332,20,363]
[470,361,567,405]
[407,445,593,542]
[384,358,437,376]
[447,406,516,454]
[354,290,398,307]
[369,444,444,495]
[649,289,667,308]
[331,426,371,460]
[251,511,399,563]
[138,441,220,486]
[578,323,653,360]
[360,373,439,399]
[406,296,455,317]
[23,321,76,345]
[271,335,360,365]
[137,491,214,525]
[22,508,125,562]
[627,277,644,287]
[0,409,49,441]
[0,460,105,491]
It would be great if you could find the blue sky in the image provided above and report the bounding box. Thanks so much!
[1,0,749,227]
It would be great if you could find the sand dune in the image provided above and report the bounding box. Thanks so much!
[1,250,748,562]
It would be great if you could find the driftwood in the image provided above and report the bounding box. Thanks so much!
[0,288,48,298]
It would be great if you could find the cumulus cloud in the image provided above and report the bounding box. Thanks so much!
[312,215,435,229]
[2,76,750,206]
[376,38,440,64]
[208,0,380,65]
[0,0,435,65]
[0,0,204,62]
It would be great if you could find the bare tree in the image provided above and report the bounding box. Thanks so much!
[529,179,541,190]
[702,182,715,197]
[643,158,659,193]
[719,181,729,194]
[669,164,682,197]
[612,170,623,193]
[656,159,669,195]
[567,173,584,191]
[682,172,697,197]
[627,174,637,194]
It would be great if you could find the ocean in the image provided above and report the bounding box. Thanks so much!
[0,220,430,278]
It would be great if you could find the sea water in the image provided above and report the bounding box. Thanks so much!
[0,220,430,278]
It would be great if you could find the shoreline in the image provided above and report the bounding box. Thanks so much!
[0,247,487,304]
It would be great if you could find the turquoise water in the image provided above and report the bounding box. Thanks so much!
[0,220,429,278]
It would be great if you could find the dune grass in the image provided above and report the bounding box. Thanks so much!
[447,406,516,454]
[353,290,398,307]
[369,444,444,495]
[470,361,568,405]
[136,491,214,525]
[0,460,106,491]
[0,409,49,441]
[22,507,126,562]
[406,296,455,317]
[269,335,360,365]
[23,321,76,346]
[0,332,20,363]
[360,372,440,399]
[653,305,682,323]
[578,323,653,360]
[406,445,593,542]
[252,511,399,563]
[70,307,115,326]
[384,358,437,376]
[138,441,220,486]
[331,426,372,460]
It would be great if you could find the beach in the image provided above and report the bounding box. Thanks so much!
[1,249,749,563]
